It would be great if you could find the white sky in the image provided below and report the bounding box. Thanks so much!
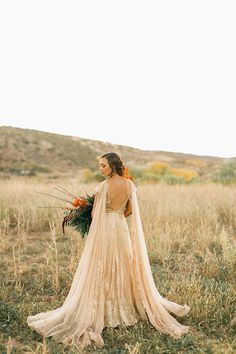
[0,1,235,158]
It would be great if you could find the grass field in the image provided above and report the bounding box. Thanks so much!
[0,178,236,353]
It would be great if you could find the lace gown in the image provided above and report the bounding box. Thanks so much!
[27,180,190,349]
[102,186,140,328]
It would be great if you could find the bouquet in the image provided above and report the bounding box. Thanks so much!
[62,193,95,238]
[38,186,95,238]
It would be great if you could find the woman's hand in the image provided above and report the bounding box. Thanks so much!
[124,199,132,217]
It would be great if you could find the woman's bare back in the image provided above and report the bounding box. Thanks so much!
[107,177,131,212]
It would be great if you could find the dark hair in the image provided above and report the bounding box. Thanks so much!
[100,152,125,176]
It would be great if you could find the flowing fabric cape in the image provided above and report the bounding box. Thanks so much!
[126,179,190,334]
[27,178,190,348]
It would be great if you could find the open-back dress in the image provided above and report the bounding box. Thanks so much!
[27,179,190,348]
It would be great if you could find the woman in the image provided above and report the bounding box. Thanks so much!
[27,152,190,349]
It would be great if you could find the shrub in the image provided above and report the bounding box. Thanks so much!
[146,161,170,176]
[170,168,198,182]
[80,168,95,182]
[212,162,236,185]
[128,166,146,180]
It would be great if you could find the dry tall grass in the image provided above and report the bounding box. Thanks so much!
[0,178,236,353]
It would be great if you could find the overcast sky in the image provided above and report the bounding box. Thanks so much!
[0,1,235,158]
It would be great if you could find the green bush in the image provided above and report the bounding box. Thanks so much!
[141,173,162,183]
[129,166,146,180]
[212,163,236,185]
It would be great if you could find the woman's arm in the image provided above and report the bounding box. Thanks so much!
[124,199,132,217]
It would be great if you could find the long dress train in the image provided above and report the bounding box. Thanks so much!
[27,179,190,348]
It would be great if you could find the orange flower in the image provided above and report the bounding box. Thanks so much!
[124,166,133,181]
[72,198,87,207]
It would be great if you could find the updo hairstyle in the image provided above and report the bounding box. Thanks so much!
[100,152,125,177]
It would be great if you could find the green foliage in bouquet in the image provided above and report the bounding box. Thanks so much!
[62,194,95,238]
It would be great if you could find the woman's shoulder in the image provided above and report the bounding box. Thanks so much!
[123,179,137,197]
[127,178,136,191]
[94,179,107,193]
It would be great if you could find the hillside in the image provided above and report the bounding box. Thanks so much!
[0,126,233,179]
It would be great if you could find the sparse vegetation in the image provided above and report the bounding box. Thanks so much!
[0,178,236,353]
[212,162,236,185]
[1,126,235,186]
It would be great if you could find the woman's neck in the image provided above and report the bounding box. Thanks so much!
[108,173,124,180]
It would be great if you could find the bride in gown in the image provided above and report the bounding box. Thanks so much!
[27,152,190,349]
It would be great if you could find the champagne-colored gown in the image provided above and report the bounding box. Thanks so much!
[27,179,190,348]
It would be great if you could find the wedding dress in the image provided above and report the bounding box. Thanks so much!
[27,179,190,348]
